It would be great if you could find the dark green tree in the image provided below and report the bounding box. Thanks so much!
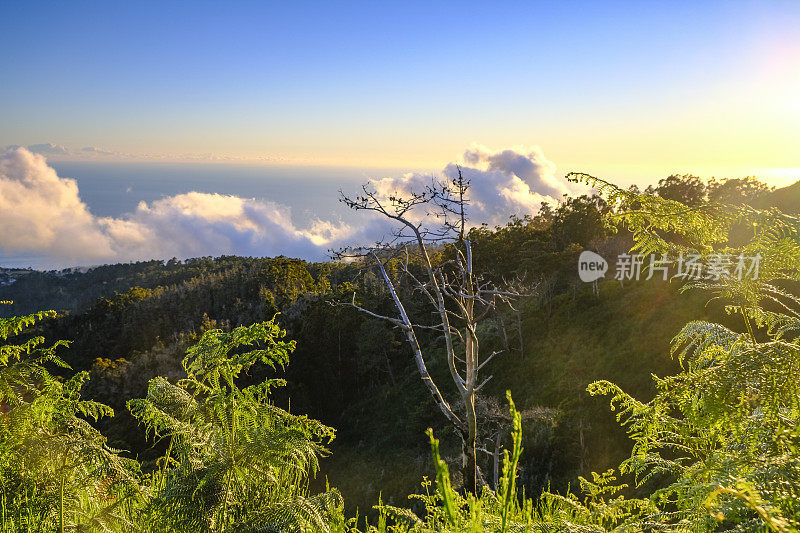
[655,174,707,206]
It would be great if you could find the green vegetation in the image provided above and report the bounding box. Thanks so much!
[0,309,139,532]
[0,175,798,530]
[0,313,343,531]
[128,320,341,531]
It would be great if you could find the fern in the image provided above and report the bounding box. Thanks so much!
[0,307,141,533]
[128,317,341,532]
[577,175,800,530]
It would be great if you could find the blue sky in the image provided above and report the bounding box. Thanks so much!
[1,1,799,182]
[1,1,799,268]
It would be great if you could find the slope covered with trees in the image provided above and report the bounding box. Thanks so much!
[0,175,798,531]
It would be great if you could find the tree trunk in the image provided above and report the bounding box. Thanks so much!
[462,392,478,494]
[492,429,504,490]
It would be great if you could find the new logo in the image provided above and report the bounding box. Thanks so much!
[578,251,608,282]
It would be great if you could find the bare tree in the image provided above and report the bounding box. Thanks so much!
[336,171,528,493]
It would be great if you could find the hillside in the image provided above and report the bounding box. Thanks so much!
[0,252,720,513]
[322,277,717,510]
[0,177,793,514]
[760,179,800,213]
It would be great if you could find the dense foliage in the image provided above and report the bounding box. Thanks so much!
[580,173,800,529]
[0,313,342,532]
[0,308,140,531]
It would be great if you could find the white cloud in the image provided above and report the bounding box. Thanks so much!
[0,148,349,268]
[1,143,118,159]
[81,146,117,156]
[103,192,347,260]
[0,145,574,268]
[2,143,287,163]
[370,145,574,226]
[0,148,116,265]
[461,144,565,199]
[25,143,71,156]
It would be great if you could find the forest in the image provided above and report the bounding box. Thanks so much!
[1,173,799,532]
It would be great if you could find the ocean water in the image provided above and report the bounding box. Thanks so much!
[51,161,416,224]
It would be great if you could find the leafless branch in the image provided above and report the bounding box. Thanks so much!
[477,350,503,372]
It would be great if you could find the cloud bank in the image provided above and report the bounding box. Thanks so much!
[0,145,572,268]
[1,143,288,164]
[0,148,350,268]
[371,145,571,226]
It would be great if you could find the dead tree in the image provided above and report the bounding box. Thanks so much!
[336,171,526,494]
